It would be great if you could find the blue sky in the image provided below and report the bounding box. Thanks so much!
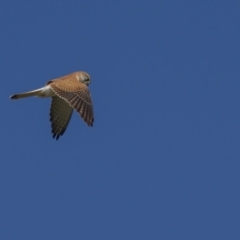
[1,1,240,239]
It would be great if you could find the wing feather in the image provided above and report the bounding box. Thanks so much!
[50,96,73,140]
[49,77,94,126]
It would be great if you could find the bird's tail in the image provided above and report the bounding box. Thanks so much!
[10,88,43,100]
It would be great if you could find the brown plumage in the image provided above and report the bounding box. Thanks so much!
[10,71,94,140]
[48,75,94,127]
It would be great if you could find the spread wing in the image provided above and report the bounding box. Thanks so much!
[49,77,94,126]
[50,96,73,140]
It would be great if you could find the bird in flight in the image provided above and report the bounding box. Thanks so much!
[10,71,94,140]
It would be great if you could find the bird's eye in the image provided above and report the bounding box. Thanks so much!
[84,78,90,85]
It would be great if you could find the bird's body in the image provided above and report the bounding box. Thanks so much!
[10,71,94,140]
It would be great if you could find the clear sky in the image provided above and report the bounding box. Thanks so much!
[1,1,240,239]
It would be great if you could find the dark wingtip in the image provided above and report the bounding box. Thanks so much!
[87,118,94,127]
[52,135,59,140]
[52,132,61,140]
[88,122,93,127]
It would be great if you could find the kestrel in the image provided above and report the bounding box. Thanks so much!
[10,71,94,140]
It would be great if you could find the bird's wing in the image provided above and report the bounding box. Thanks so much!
[50,96,73,140]
[49,78,94,126]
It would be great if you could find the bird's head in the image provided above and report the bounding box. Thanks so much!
[77,71,91,86]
